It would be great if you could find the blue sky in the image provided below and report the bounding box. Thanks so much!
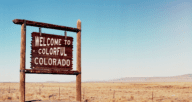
[0,0,191,82]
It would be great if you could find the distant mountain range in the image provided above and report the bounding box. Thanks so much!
[2,74,192,83]
[44,81,75,83]
[32,74,192,83]
[105,74,192,83]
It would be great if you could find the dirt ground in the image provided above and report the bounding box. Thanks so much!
[0,82,192,102]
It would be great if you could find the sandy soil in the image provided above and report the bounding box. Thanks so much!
[0,82,192,102]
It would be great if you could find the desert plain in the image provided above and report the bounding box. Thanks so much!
[0,82,192,102]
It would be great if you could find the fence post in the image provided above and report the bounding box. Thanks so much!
[76,19,81,102]
[152,91,153,102]
[19,20,26,102]
[83,88,85,99]
[39,87,41,95]
[59,87,60,100]
[113,90,115,98]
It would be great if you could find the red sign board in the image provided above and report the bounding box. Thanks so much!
[31,32,73,70]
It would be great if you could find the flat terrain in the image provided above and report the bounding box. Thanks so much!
[0,82,192,102]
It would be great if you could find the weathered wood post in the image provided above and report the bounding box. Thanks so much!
[76,19,81,102]
[19,20,26,102]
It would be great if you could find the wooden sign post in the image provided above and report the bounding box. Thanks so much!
[19,20,26,102]
[13,19,81,102]
[76,20,81,101]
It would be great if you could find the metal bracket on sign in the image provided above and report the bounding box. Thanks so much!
[75,72,81,75]
[24,20,26,31]
[20,70,26,72]
[39,27,41,36]
[65,31,67,39]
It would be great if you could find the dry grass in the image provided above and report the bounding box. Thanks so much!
[0,82,192,102]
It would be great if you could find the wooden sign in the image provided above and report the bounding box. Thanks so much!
[13,19,81,102]
[31,32,73,70]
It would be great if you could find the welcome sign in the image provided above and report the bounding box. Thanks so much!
[30,32,73,70]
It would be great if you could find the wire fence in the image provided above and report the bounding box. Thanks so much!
[0,83,192,102]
